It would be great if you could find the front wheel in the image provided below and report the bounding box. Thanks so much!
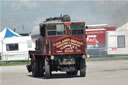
[32,60,40,77]
[40,60,44,77]
[45,59,51,78]
[80,58,86,77]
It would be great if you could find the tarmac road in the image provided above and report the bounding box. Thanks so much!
[1,60,128,85]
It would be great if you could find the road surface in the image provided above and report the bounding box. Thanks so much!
[1,60,128,85]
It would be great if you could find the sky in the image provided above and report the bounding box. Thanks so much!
[0,0,128,33]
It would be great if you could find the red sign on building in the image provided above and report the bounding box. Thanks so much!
[85,27,116,47]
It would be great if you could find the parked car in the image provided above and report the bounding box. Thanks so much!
[87,44,107,57]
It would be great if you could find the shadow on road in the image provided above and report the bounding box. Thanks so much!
[27,73,80,79]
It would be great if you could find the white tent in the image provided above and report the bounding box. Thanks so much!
[2,36,35,61]
[0,27,35,61]
[0,27,21,54]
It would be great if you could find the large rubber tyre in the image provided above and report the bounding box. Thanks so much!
[32,60,40,77]
[45,59,51,79]
[80,58,86,77]
[40,60,44,77]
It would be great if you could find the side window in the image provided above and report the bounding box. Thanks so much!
[56,24,65,35]
[117,35,125,48]
[6,43,19,51]
[47,25,56,36]
[47,24,65,36]
[70,24,84,35]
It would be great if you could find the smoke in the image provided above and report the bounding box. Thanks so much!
[110,2,128,27]
[89,0,128,27]
[102,0,128,27]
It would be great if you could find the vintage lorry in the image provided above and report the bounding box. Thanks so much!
[27,15,88,78]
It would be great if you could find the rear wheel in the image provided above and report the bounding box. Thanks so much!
[45,59,51,78]
[32,60,40,77]
[80,58,86,77]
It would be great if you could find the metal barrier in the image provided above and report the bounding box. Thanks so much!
[1,51,29,61]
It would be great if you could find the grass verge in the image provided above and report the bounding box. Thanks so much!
[0,56,128,66]
[87,56,128,62]
[0,61,29,66]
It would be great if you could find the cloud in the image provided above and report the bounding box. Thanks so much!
[33,16,51,25]
[33,17,43,25]
[11,0,39,9]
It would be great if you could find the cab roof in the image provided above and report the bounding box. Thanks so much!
[40,21,85,26]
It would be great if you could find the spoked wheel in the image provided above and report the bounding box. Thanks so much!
[80,58,86,77]
[32,60,40,77]
[45,59,51,79]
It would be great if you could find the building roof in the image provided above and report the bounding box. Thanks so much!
[117,22,128,31]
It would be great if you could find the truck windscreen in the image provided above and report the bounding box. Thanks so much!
[47,24,66,36]
[70,24,84,35]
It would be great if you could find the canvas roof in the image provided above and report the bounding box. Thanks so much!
[0,27,21,40]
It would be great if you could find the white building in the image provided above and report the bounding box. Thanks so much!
[106,23,128,55]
